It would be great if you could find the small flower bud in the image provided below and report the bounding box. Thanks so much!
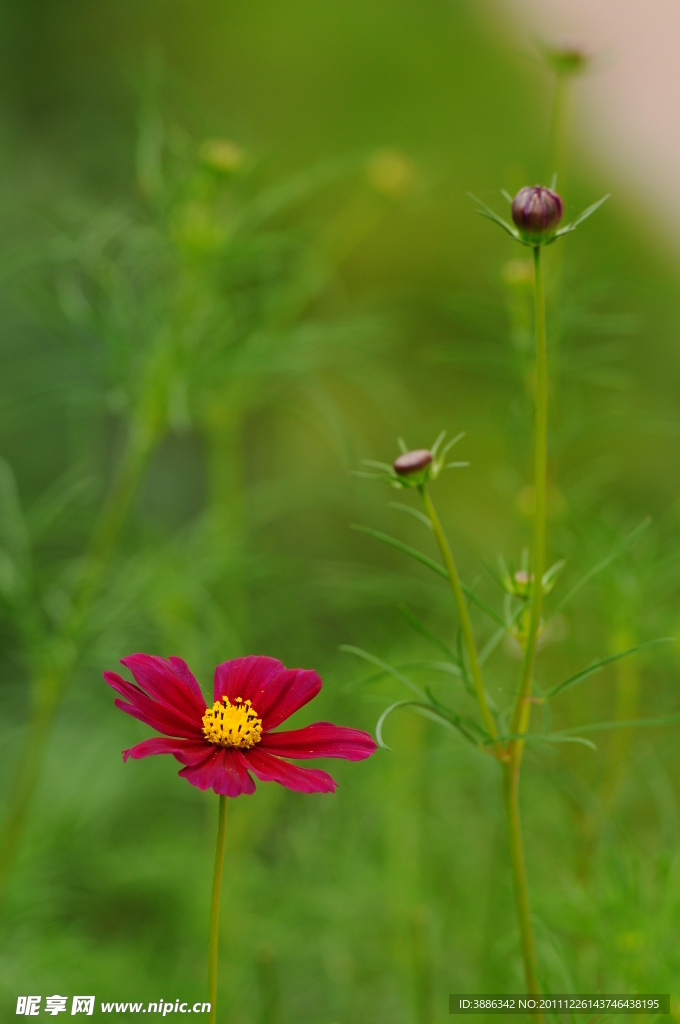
[366,149,415,199]
[393,449,432,477]
[542,41,591,77]
[199,139,245,174]
[511,186,564,244]
[513,570,533,598]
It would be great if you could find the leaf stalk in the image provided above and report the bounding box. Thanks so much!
[418,486,500,752]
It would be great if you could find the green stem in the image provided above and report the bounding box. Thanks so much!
[502,763,543,1010]
[419,487,498,748]
[73,417,155,618]
[502,244,548,1002]
[0,417,156,911]
[547,73,567,183]
[208,795,228,1024]
[509,245,548,764]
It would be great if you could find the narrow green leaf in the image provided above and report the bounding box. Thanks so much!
[376,699,461,749]
[482,559,507,591]
[548,518,651,620]
[351,523,447,577]
[555,711,680,737]
[542,558,566,589]
[468,193,523,241]
[389,502,433,530]
[439,431,466,459]
[557,194,610,235]
[460,585,507,629]
[410,703,476,737]
[353,523,507,629]
[238,155,356,228]
[479,626,505,666]
[425,686,488,741]
[540,735,598,751]
[398,604,458,661]
[545,638,674,699]
[353,659,462,686]
[496,731,598,752]
[413,659,462,677]
[376,700,412,748]
[351,470,393,481]
[479,604,525,665]
[339,645,426,699]
[430,430,447,458]
[542,696,552,736]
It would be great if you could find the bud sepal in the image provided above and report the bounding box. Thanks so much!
[355,431,469,489]
[469,188,609,247]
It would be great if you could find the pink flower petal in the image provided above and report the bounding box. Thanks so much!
[122,654,206,720]
[213,656,282,705]
[179,748,256,797]
[113,698,202,740]
[214,656,322,730]
[167,657,206,706]
[241,748,336,793]
[122,737,211,765]
[260,722,377,760]
[105,671,202,740]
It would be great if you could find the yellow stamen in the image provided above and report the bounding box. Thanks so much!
[202,696,263,749]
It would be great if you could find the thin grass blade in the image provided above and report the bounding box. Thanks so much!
[548,518,651,620]
[389,502,433,529]
[398,603,458,661]
[351,523,447,578]
[339,645,427,698]
[353,523,508,629]
[555,711,680,737]
[544,637,673,699]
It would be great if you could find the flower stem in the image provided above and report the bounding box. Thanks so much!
[502,762,543,1011]
[502,243,548,1003]
[419,486,499,750]
[208,794,228,1024]
[509,245,548,768]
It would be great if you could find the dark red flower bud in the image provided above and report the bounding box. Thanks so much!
[511,186,564,244]
[393,449,432,477]
[542,42,591,77]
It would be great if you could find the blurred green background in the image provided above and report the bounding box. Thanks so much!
[2,0,680,1021]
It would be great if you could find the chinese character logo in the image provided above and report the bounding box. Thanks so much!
[16,997,41,1016]
[45,996,68,1015]
[71,997,95,1016]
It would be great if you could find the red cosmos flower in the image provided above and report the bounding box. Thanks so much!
[104,654,376,797]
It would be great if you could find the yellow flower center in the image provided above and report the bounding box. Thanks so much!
[202,696,263,749]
